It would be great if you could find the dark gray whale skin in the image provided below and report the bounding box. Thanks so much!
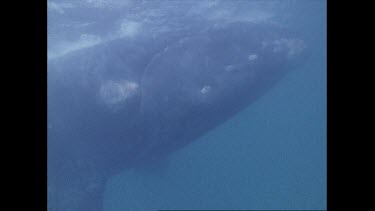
[48,21,308,211]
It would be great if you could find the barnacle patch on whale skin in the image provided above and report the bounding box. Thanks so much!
[99,80,139,107]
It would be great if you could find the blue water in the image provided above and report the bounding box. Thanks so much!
[103,2,326,211]
[48,0,326,210]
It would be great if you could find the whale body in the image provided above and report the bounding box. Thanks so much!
[48,21,308,211]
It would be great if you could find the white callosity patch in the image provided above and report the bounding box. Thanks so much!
[203,2,274,24]
[84,0,131,9]
[200,85,212,94]
[48,34,102,60]
[271,38,306,59]
[225,65,235,72]
[118,20,142,38]
[59,22,95,29]
[48,1,74,14]
[79,34,102,45]
[248,54,258,61]
[99,80,139,106]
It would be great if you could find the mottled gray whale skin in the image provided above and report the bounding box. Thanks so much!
[48,21,308,211]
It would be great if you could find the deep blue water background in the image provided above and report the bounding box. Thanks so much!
[103,2,326,211]
[48,0,326,210]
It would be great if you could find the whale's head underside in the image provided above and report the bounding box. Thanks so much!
[48,20,309,211]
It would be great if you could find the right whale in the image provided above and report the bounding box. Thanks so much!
[48,21,309,211]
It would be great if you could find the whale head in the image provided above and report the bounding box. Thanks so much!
[140,22,309,120]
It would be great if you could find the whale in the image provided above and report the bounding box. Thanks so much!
[47,21,308,211]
